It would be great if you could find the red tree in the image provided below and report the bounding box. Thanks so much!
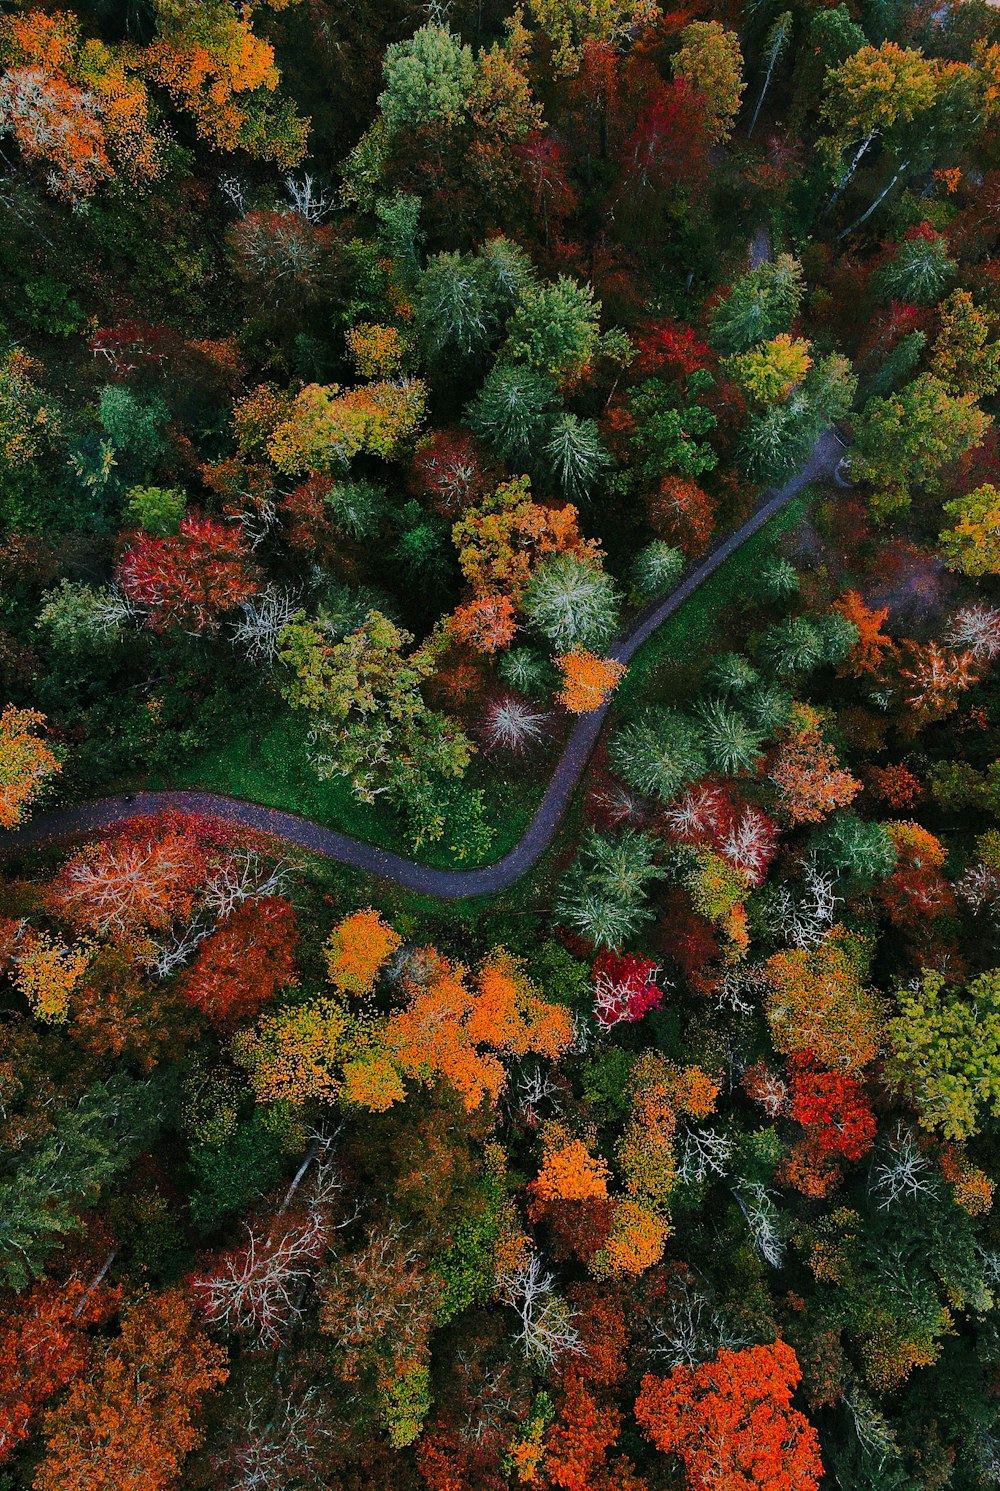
[119,515,258,633]
[181,896,298,1028]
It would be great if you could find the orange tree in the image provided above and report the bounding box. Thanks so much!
[0,705,61,829]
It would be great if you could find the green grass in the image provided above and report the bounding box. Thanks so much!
[155,486,816,870]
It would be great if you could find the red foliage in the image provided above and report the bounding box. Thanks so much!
[0,1275,114,1462]
[591,950,663,1027]
[787,1055,876,1161]
[409,428,492,518]
[119,516,258,633]
[619,77,711,200]
[632,318,713,380]
[647,475,715,557]
[181,897,298,1029]
[90,321,172,379]
[864,763,922,809]
[544,1369,622,1491]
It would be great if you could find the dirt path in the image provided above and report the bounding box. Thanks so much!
[0,429,845,900]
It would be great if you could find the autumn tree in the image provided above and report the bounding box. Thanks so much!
[324,907,401,996]
[635,1341,823,1491]
[0,705,61,829]
[831,591,893,677]
[34,1289,227,1491]
[763,927,882,1073]
[181,897,298,1029]
[940,484,1000,575]
[119,516,258,634]
[931,289,1000,400]
[672,22,745,146]
[768,705,860,825]
[147,0,308,164]
[528,0,658,76]
[557,649,626,713]
[851,374,988,513]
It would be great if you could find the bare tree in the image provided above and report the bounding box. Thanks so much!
[869,1123,936,1210]
[231,587,302,665]
[497,1252,583,1368]
[732,1182,785,1268]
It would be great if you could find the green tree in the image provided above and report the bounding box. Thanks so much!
[610,708,708,800]
[0,1073,165,1288]
[523,553,620,653]
[931,289,1000,400]
[940,484,1000,576]
[125,484,185,536]
[277,609,472,813]
[98,386,169,468]
[631,542,684,601]
[887,968,1000,1140]
[378,24,475,134]
[627,377,718,481]
[555,829,665,948]
[875,232,956,306]
[811,813,898,886]
[818,43,938,203]
[503,276,603,385]
[466,364,557,466]
[851,373,988,512]
[696,699,766,775]
[543,414,610,501]
[709,255,805,356]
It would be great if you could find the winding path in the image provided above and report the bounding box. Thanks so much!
[0,429,846,900]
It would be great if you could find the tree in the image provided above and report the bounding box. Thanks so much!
[466,364,557,467]
[119,516,258,634]
[449,593,518,653]
[34,1289,227,1491]
[931,289,1000,400]
[763,927,882,1073]
[748,11,793,138]
[696,700,765,776]
[726,334,811,407]
[635,1342,823,1491]
[887,968,1000,1140]
[277,609,472,813]
[818,43,938,205]
[0,705,61,829]
[543,414,611,501]
[940,485,1000,575]
[591,951,663,1026]
[626,381,719,483]
[897,640,978,724]
[416,251,506,365]
[831,591,892,677]
[555,829,664,948]
[672,23,745,146]
[631,541,684,600]
[481,694,552,753]
[0,1274,111,1463]
[324,907,401,996]
[557,649,626,713]
[875,226,956,306]
[610,708,707,800]
[503,276,604,386]
[769,705,860,825]
[268,378,429,474]
[378,24,475,134]
[125,484,186,536]
[709,255,804,356]
[11,929,90,1024]
[528,0,658,76]
[181,897,298,1029]
[647,474,715,556]
[852,375,988,512]
[524,553,620,652]
[0,1073,163,1288]
[148,0,308,165]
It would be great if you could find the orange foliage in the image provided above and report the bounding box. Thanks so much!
[769,704,860,825]
[324,907,401,996]
[647,475,715,557]
[939,1147,995,1215]
[452,477,600,598]
[47,815,214,937]
[557,649,626,713]
[0,1275,113,1463]
[763,928,881,1073]
[635,1342,824,1491]
[34,1288,227,1491]
[448,593,518,653]
[884,820,946,871]
[529,1126,611,1213]
[898,640,980,723]
[0,705,61,829]
[543,1371,622,1491]
[832,591,893,677]
[12,929,90,1023]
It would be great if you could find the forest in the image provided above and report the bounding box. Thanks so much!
[4,0,1000,1486]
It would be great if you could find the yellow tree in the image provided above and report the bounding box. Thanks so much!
[672,23,745,145]
[0,706,61,829]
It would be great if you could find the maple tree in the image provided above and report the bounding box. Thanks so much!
[181,896,298,1029]
[940,483,1000,575]
[324,907,401,996]
[635,1341,824,1491]
[768,705,860,825]
[119,516,258,634]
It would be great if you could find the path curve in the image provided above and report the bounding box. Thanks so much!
[0,430,846,900]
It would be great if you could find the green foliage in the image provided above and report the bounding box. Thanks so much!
[626,375,718,482]
[125,484,186,535]
[378,24,475,134]
[503,275,602,383]
[523,552,620,653]
[555,828,665,948]
[466,363,558,466]
[631,541,685,601]
[98,386,169,468]
[811,812,898,885]
[187,1113,289,1231]
[710,254,805,355]
[610,707,708,800]
[888,968,1000,1139]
